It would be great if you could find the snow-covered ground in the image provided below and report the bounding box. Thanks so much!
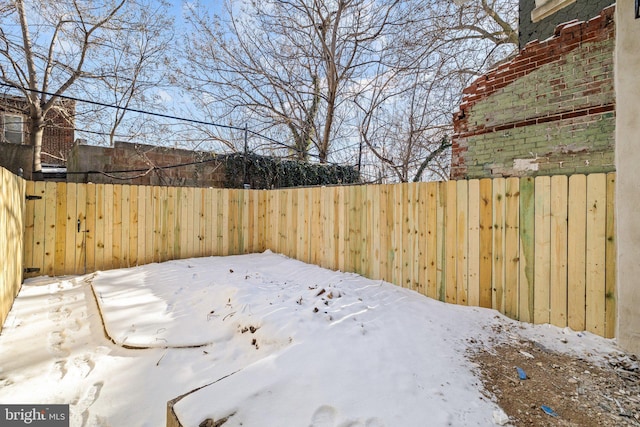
[0,251,624,426]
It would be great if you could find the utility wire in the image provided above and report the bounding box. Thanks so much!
[0,81,358,168]
[0,81,247,133]
[1,82,300,155]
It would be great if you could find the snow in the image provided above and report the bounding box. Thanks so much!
[0,251,624,426]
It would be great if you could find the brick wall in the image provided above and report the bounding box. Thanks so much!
[67,141,227,187]
[519,0,614,48]
[0,97,75,166]
[40,101,75,164]
[451,5,615,180]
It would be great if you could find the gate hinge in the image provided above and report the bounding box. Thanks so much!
[26,195,42,200]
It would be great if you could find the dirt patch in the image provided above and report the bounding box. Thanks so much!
[469,328,640,426]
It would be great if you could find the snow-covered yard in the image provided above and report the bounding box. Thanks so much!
[0,251,624,426]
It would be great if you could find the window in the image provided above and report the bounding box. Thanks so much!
[532,0,577,22]
[1,113,24,144]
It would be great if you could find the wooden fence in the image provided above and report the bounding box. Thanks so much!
[0,167,25,329]
[19,173,616,338]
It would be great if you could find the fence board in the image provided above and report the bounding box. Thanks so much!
[85,184,97,272]
[278,190,288,257]
[0,170,6,323]
[586,174,607,336]
[365,186,375,280]
[567,175,587,331]
[504,178,520,319]
[23,181,35,274]
[479,179,493,308]
[467,180,480,307]
[245,190,253,253]
[286,190,296,260]
[187,187,195,257]
[416,184,428,295]
[233,190,243,254]
[492,178,506,312]
[54,182,67,275]
[605,174,616,338]
[456,180,468,305]
[135,186,145,266]
[64,183,78,275]
[156,187,166,261]
[403,183,414,290]
[356,185,366,276]
[42,182,57,276]
[0,168,25,330]
[120,185,130,268]
[436,182,446,301]
[94,183,105,272]
[367,186,379,280]
[167,187,177,261]
[141,184,152,265]
[76,184,87,273]
[296,188,308,264]
[128,185,138,266]
[104,184,115,270]
[380,185,392,282]
[30,182,47,277]
[12,173,617,339]
[321,188,331,268]
[311,188,323,266]
[400,184,408,288]
[388,184,400,285]
[518,177,535,323]
[212,189,222,256]
[534,176,551,325]
[264,191,274,253]
[112,185,123,269]
[445,181,457,303]
[550,175,568,328]
[197,188,206,257]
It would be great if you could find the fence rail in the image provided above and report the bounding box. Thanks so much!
[0,167,25,329]
[18,173,616,338]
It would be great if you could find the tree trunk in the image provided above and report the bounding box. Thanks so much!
[29,115,45,179]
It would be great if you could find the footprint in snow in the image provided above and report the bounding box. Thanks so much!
[71,381,103,427]
[47,331,70,357]
[310,405,337,427]
[50,360,67,380]
[47,294,63,304]
[65,318,83,332]
[73,356,94,378]
[0,376,14,388]
[48,306,72,321]
[340,419,385,427]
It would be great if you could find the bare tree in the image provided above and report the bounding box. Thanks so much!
[89,0,174,146]
[0,0,173,175]
[182,0,405,163]
[355,0,517,182]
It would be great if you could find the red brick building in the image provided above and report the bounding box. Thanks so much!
[0,96,75,173]
[451,4,615,179]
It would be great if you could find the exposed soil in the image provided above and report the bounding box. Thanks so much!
[469,325,640,426]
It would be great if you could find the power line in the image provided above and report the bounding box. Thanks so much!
[0,81,359,168]
[0,81,247,132]
[0,81,309,153]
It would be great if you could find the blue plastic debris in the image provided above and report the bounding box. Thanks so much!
[516,366,527,380]
[541,405,558,417]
